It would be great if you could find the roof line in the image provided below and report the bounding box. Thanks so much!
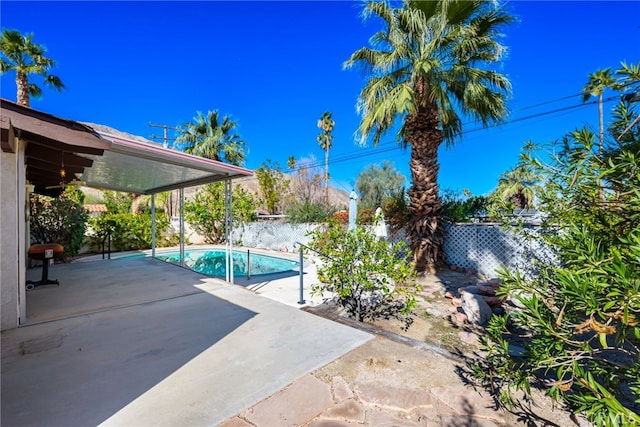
[96,130,253,177]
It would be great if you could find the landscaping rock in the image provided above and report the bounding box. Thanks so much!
[476,283,498,295]
[452,312,468,324]
[461,292,492,325]
[482,295,504,307]
[458,285,481,295]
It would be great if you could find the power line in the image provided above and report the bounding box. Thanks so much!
[302,95,620,173]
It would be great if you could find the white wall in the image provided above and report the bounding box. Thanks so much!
[1,147,19,330]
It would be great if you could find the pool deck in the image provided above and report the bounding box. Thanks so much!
[2,253,371,426]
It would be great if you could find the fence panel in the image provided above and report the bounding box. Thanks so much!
[227,221,554,277]
[233,222,320,253]
[443,223,555,276]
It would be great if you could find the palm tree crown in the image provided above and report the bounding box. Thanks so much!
[345,0,513,272]
[582,68,622,155]
[495,164,539,210]
[0,29,65,107]
[175,110,246,166]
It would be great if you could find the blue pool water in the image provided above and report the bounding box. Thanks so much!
[154,249,300,278]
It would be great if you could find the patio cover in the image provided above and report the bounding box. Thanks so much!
[1,98,253,196]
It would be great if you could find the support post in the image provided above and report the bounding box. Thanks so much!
[179,188,184,267]
[224,179,233,283]
[298,247,305,305]
[151,194,156,257]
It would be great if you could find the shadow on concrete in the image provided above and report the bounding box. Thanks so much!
[5,256,371,426]
[234,269,303,288]
[2,290,256,426]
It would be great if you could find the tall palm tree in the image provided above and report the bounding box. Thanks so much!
[0,29,65,107]
[175,110,246,166]
[316,111,335,205]
[495,164,538,210]
[582,68,621,157]
[344,0,513,273]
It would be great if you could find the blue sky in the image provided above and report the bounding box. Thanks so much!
[1,1,638,197]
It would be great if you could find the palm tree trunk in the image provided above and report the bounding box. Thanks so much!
[598,93,604,200]
[16,72,30,107]
[405,111,444,274]
[325,149,329,206]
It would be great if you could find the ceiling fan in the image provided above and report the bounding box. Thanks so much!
[45,158,86,190]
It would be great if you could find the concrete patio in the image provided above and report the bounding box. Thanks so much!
[1,255,371,426]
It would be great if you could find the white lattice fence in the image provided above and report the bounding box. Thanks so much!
[442,223,556,276]
[232,221,554,277]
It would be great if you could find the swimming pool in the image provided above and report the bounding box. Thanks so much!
[153,249,300,278]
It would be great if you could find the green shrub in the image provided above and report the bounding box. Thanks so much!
[285,200,332,223]
[473,123,640,423]
[308,220,417,324]
[29,189,88,257]
[88,213,170,251]
[440,189,489,223]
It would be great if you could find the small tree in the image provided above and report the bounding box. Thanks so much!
[184,182,256,243]
[308,221,417,323]
[355,161,405,211]
[255,159,289,214]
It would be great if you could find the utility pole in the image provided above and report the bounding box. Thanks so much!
[148,122,178,216]
[149,122,177,149]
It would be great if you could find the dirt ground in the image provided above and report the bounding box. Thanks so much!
[305,269,591,427]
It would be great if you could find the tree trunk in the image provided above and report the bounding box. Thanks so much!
[404,110,444,274]
[325,148,329,207]
[16,72,30,107]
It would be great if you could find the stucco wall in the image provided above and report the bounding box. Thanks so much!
[1,148,19,330]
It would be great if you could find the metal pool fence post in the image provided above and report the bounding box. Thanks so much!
[298,246,305,305]
[247,249,251,280]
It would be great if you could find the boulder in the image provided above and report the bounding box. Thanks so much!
[461,292,493,325]
[458,285,481,295]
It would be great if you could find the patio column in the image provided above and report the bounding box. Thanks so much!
[179,187,184,267]
[224,179,233,283]
[151,194,156,257]
[17,139,27,325]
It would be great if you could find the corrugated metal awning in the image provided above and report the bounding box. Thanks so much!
[1,98,253,196]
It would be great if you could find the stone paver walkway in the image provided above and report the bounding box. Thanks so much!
[220,344,503,426]
[220,335,587,427]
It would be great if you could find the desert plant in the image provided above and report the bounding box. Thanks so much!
[308,220,417,323]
